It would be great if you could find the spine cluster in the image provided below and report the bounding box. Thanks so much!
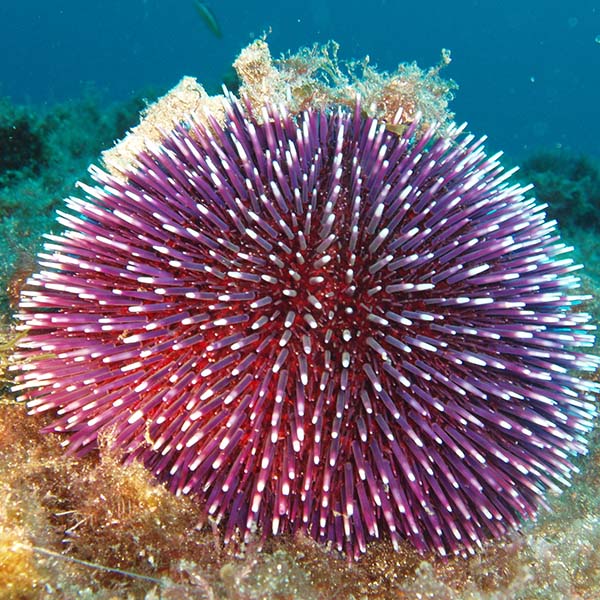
[13,96,599,557]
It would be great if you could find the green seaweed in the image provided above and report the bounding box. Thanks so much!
[520,149,600,234]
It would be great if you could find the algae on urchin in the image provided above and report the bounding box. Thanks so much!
[102,39,456,177]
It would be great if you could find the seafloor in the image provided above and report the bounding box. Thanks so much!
[1,48,600,599]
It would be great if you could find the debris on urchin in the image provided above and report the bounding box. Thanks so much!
[11,42,599,560]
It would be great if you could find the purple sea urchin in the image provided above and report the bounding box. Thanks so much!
[12,93,598,559]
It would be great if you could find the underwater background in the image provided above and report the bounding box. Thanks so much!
[1,1,600,599]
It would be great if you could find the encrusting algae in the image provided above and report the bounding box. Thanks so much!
[102,39,456,178]
[0,38,600,599]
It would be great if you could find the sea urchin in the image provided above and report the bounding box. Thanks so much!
[12,93,598,558]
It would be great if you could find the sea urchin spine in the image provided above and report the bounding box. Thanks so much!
[12,95,599,558]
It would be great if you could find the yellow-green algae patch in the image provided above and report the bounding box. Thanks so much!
[102,39,456,178]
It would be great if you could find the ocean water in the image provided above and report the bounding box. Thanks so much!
[1,0,598,161]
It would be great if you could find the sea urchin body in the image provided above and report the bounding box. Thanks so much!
[12,95,598,558]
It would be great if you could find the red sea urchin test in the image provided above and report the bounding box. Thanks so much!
[12,94,599,559]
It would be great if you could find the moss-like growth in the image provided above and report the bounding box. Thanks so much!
[0,114,46,183]
[103,39,456,178]
[0,91,159,319]
[0,521,41,599]
[520,149,600,234]
[235,39,456,131]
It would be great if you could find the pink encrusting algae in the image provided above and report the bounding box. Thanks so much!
[11,93,599,559]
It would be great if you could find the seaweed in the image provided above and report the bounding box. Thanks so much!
[520,149,600,233]
[0,115,46,183]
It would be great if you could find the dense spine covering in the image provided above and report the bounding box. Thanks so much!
[12,96,599,558]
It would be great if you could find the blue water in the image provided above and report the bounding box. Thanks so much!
[1,0,598,160]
